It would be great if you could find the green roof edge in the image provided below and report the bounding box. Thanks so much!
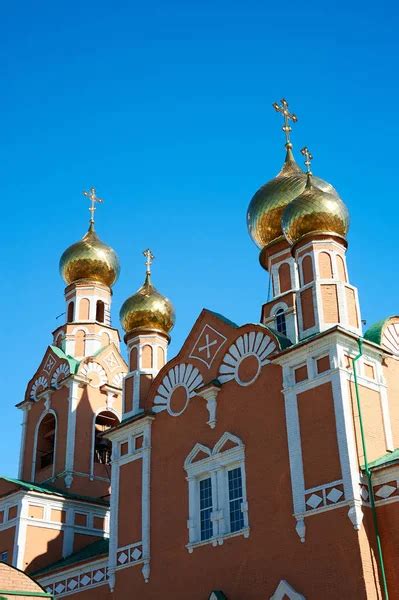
[0,476,108,506]
[32,539,109,577]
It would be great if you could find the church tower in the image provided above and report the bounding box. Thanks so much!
[18,189,127,497]
[119,250,175,419]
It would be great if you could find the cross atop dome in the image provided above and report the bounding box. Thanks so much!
[272,98,298,148]
[143,248,154,275]
[301,146,313,174]
[83,187,103,224]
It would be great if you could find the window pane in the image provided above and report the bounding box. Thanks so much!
[276,309,287,337]
[199,477,213,540]
[228,468,244,533]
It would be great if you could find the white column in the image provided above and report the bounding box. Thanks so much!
[108,444,120,592]
[64,380,80,488]
[283,385,306,542]
[141,421,151,583]
[18,405,31,479]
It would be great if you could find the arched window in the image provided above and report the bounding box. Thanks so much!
[301,255,314,285]
[319,252,333,279]
[96,300,105,323]
[79,298,90,320]
[142,345,153,369]
[275,309,287,337]
[75,330,86,357]
[93,411,120,466]
[35,413,56,473]
[67,302,74,323]
[336,254,347,282]
[278,262,291,293]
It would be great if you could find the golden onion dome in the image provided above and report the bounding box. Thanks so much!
[282,174,349,246]
[247,147,338,249]
[120,271,175,336]
[60,223,120,287]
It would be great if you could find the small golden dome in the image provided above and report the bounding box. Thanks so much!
[247,147,337,249]
[60,223,120,287]
[282,175,349,246]
[120,272,175,336]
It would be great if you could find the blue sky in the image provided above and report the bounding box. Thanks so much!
[1,0,398,476]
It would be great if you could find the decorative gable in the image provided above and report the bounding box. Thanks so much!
[25,345,78,402]
[209,592,227,600]
[270,580,305,600]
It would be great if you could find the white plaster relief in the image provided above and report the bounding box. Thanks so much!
[153,363,203,416]
[218,331,276,386]
[270,579,305,600]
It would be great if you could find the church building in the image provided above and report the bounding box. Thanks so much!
[1,99,399,599]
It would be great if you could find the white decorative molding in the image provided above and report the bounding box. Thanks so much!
[153,363,203,416]
[381,321,399,354]
[116,541,143,569]
[270,579,305,600]
[112,372,125,388]
[189,324,227,368]
[44,354,57,375]
[30,376,48,401]
[199,383,221,429]
[40,559,108,597]
[184,432,248,549]
[218,331,276,386]
[80,362,107,388]
[51,364,70,389]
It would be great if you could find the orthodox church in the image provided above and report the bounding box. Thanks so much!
[1,99,399,599]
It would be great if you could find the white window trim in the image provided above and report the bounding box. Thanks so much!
[184,433,249,551]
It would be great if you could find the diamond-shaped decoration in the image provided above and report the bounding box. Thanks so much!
[46,587,53,594]
[118,551,128,564]
[375,484,396,499]
[361,486,369,501]
[93,570,105,582]
[68,579,78,590]
[306,493,323,509]
[131,547,142,561]
[80,574,91,586]
[55,583,66,594]
[327,487,344,503]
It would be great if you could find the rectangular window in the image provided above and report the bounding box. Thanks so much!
[199,477,213,541]
[0,550,8,562]
[228,467,244,533]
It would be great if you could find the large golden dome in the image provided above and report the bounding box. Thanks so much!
[247,147,337,249]
[120,272,175,336]
[60,223,120,287]
[282,175,349,246]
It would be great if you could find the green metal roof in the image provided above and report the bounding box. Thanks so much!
[365,449,399,470]
[363,316,399,347]
[32,539,109,577]
[49,346,79,374]
[0,477,108,506]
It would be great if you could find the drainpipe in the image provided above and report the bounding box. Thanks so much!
[352,338,389,600]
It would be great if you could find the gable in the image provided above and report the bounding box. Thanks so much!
[24,346,78,403]
[149,309,285,420]
[270,580,305,600]
[77,343,128,390]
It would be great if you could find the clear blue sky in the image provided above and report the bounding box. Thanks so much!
[1,0,398,476]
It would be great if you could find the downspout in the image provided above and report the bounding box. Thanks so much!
[352,338,389,600]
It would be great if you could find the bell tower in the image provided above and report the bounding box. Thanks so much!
[18,190,127,496]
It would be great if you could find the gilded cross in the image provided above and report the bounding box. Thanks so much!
[143,248,154,275]
[272,98,298,147]
[301,147,313,174]
[83,187,103,224]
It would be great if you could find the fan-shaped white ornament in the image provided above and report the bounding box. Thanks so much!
[218,331,276,386]
[30,376,48,401]
[112,372,125,388]
[153,363,203,416]
[51,363,70,389]
[80,362,107,388]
